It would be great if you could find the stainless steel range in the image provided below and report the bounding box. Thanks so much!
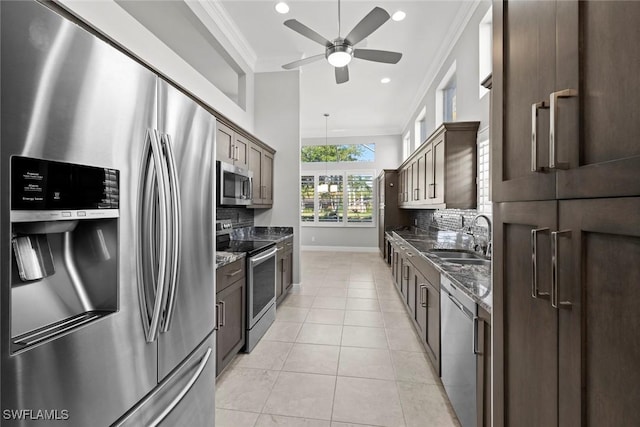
[216,220,276,352]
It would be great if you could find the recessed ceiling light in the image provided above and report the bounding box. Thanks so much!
[392,11,406,22]
[381,77,391,84]
[275,2,289,14]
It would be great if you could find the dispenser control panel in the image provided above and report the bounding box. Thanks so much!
[11,156,119,211]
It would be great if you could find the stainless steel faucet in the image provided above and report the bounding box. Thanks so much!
[470,214,492,257]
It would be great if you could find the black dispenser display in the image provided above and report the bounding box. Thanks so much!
[10,156,120,352]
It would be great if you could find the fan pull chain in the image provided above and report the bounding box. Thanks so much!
[338,0,341,37]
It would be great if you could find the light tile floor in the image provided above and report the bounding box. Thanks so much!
[216,251,460,427]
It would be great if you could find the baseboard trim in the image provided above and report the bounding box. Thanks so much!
[301,245,378,253]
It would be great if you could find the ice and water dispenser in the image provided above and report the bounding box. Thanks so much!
[10,156,119,352]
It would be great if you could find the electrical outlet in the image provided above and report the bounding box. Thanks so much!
[311,236,316,242]
[414,219,418,226]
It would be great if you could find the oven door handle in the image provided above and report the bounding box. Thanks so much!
[250,247,277,265]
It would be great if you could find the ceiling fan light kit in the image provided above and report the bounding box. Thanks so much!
[281,1,403,84]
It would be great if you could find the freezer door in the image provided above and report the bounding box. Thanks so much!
[1,2,158,426]
[113,332,216,427]
[157,80,216,380]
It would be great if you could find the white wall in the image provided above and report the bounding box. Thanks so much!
[300,134,401,250]
[401,1,492,152]
[55,0,255,132]
[253,71,302,283]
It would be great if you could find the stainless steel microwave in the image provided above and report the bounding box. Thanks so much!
[217,161,253,206]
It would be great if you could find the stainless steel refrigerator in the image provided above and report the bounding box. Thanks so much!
[1,2,216,425]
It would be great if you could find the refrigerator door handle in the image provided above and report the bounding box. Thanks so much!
[148,347,213,427]
[160,134,182,333]
[138,129,170,343]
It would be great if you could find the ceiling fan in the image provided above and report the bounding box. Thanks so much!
[281,0,403,84]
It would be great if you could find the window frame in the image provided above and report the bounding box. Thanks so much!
[300,170,376,228]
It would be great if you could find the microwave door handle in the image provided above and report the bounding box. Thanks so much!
[160,134,182,333]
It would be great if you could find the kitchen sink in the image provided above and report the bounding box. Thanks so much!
[445,258,491,267]
[428,249,485,259]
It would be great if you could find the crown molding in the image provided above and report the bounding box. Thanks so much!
[399,0,483,133]
[193,0,258,71]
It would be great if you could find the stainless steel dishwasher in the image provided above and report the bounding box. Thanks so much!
[440,275,477,427]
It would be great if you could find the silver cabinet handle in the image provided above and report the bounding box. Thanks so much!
[406,252,414,258]
[161,134,182,333]
[235,145,240,161]
[229,143,234,160]
[531,101,549,172]
[549,89,577,170]
[214,303,220,330]
[428,183,436,199]
[473,316,480,355]
[551,230,572,309]
[419,284,428,308]
[226,268,243,277]
[531,227,550,298]
[220,301,226,327]
[148,347,212,427]
[414,188,419,200]
[403,264,410,280]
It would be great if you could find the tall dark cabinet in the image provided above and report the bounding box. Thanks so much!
[493,1,640,426]
[377,170,408,258]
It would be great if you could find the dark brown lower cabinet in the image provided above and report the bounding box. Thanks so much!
[494,198,640,426]
[216,260,246,376]
[276,237,294,305]
[412,266,440,375]
[477,305,491,427]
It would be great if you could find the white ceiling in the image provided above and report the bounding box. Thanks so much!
[218,0,475,138]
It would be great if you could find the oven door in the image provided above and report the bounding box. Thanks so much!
[217,161,252,206]
[247,247,277,328]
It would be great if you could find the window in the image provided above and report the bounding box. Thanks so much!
[435,62,457,126]
[402,132,411,161]
[477,138,492,214]
[301,144,375,163]
[414,107,427,150]
[300,171,375,226]
[479,7,493,98]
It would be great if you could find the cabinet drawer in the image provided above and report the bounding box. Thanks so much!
[216,259,245,293]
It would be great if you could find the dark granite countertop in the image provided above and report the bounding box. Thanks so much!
[387,229,492,312]
[215,251,246,269]
[231,226,294,243]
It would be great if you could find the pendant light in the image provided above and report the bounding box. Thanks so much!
[317,113,330,192]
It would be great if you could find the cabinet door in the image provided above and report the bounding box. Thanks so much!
[275,248,284,302]
[392,245,401,289]
[424,143,435,202]
[262,151,274,205]
[492,0,557,202]
[432,135,446,205]
[216,279,246,375]
[248,144,263,204]
[493,201,558,427]
[233,133,249,169]
[415,271,427,340]
[216,122,235,164]
[557,198,640,426]
[477,306,491,427]
[283,249,293,293]
[554,2,640,199]
[400,255,411,303]
[425,281,440,373]
[406,256,416,316]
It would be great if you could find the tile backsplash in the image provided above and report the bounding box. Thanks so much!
[407,208,491,244]
[217,207,254,229]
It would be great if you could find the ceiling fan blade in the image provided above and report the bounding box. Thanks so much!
[284,19,332,47]
[282,54,325,70]
[353,49,402,64]
[345,7,390,46]
[335,66,349,84]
